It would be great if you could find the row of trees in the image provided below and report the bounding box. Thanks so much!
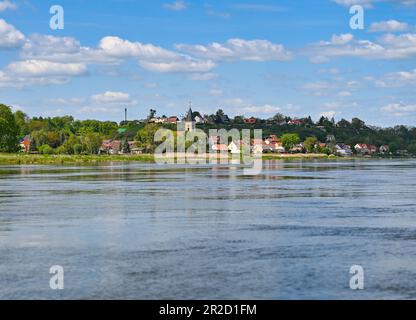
[0,104,120,154]
[1,103,416,155]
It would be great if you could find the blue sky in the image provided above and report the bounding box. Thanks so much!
[0,0,416,126]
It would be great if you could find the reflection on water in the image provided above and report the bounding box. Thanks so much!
[1,159,416,299]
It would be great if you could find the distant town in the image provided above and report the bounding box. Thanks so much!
[1,103,415,158]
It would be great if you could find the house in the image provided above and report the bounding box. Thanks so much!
[288,119,304,125]
[244,117,257,124]
[195,115,205,124]
[212,144,229,152]
[262,143,274,153]
[268,142,286,153]
[167,116,179,124]
[335,144,352,156]
[368,145,377,154]
[264,135,281,144]
[101,140,142,155]
[228,141,241,154]
[128,141,143,154]
[154,116,167,123]
[289,143,304,153]
[19,136,31,153]
[354,143,368,154]
[100,140,121,154]
[379,145,389,154]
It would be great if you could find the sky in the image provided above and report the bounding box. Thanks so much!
[0,0,416,126]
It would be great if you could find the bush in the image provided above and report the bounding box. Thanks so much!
[73,143,83,155]
[55,146,67,154]
[38,144,55,155]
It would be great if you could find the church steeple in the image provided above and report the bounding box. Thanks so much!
[185,107,194,122]
[184,103,196,132]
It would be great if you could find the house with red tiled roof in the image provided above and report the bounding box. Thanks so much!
[244,117,257,124]
[19,136,31,153]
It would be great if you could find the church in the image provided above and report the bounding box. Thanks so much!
[183,107,196,132]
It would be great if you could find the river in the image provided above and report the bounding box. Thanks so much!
[1,160,416,299]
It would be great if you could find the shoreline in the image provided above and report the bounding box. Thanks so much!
[0,153,409,165]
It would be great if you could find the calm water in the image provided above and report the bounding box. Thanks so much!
[1,160,416,299]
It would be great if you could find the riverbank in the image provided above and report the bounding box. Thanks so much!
[0,153,155,165]
[0,152,383,165]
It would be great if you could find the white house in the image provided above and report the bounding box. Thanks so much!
[228,141,241,154]
[336,144,352,156]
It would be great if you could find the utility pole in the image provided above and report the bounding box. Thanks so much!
[124,107,127,123]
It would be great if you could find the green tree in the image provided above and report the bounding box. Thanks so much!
[14,110,29,136]
[135,123,160,152]
[82,132,102,154]
[304,136,318,153]
[0,104,20,152]
[281,133,300,150]
[273,113,285,124]
[408,143,416,155]
[233,115,244,124]
[38,144,54,155]
[73,143,83,155]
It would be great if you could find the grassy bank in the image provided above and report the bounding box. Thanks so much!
[0,152,342,165]
[0,153,155,165]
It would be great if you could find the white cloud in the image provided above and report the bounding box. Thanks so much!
[331,34,354,45]
[176,38,292,62]
[98,36,179,60]
[20,34,216,75]
[0,19,25,48]
[320,110,338,118]
[0,60,86,88]
[0,1,16,12]
[6,60,87,76]
[162,1,187,11]
[369,20,410,32]
[381,103,416,116]
[374,68,416,87]
[91,91,132,104]
[306,32,416,62]
[22,34,118,64]
[242,104,281,114]
[139,59,215,73]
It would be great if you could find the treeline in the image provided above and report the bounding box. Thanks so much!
[0,104,119,154]
[1,104,416,155]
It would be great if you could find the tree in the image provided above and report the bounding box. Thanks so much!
[135,123,160,152]
[122,139,131,154]
[304,136,318,153]
[0,104,20,152]
[351,118,365,130]
[60,134,81,154]
[281,133,300,150]
[147,109,156,121]
[38,144,54,155]
[408,143,416,155]
[14,110,29,136]
[82,132,102,154]
[233,115,244,124]
[273,113,285,124]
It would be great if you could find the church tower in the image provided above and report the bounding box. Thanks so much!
[184,107,196,132]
